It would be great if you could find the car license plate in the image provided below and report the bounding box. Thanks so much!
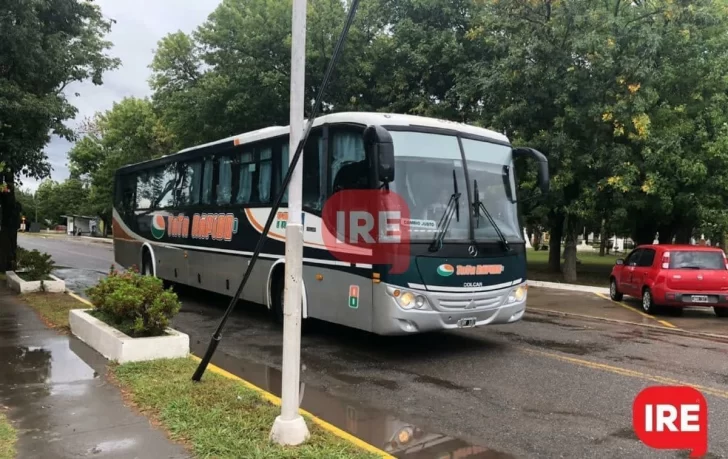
[457,317,477,328]
[691,295,709,303]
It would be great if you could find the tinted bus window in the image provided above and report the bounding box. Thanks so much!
[259,147,272,203]
[201,158,214,205]
[178,161,203,206]
[156,164,176,208]
[217,156,233,205]
[236,151,255,204]
[330,129,366,194]
[303,133,324,211]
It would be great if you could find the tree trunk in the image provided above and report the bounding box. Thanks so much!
[562,215,579,283]
[657,224,674,244]
[548,212,565,273]
[533,227,542,251]
[599,218,607,256]
[674,226,692,244]
[0,178,19,272]
[632,222,657,247]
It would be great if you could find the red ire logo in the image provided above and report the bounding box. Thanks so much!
[322,189,411,274]
[633,386,708,458]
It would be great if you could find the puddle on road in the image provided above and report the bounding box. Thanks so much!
[193,342,513,458]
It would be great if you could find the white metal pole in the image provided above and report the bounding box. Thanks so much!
[270,0,310,446]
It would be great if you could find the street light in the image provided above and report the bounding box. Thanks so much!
[269,0,309,446]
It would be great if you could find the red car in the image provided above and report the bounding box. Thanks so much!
[609,244,728,317]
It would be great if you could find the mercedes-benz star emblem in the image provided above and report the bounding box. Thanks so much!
[468,245,478,257]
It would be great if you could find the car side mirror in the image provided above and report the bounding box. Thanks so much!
[513,147,549,194]
[364,125,394,184]
[615,258,624,265]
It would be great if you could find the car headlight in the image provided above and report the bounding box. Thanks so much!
[508,284,527,303]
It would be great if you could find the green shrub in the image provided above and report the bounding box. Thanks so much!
[86,266,181,337]
[15,248,55,282]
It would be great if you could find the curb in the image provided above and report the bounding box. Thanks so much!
[527,280,610,295]
[525,307,728,342]
[64,289,393,458]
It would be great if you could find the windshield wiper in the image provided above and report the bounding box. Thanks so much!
[429,169,461,252]
[473,179,510,251]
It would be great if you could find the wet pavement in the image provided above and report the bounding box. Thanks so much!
[0,287,188,458]
[18,234,728,458]
[528,288,728,335]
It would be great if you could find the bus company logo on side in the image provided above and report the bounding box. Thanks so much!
[191,213,239,242]
[437,264,455,277]
[321,189,411,274]
[151,215,166,240]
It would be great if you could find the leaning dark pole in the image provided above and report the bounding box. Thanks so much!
[192,0,361,382]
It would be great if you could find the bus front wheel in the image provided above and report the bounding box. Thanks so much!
[141,251,154,277]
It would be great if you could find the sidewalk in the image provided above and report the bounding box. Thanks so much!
[0,288,188,458]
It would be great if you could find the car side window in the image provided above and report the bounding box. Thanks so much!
[639,249,656,267]
[625,249,642,266]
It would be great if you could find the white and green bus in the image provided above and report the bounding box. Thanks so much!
[112,112,549,335]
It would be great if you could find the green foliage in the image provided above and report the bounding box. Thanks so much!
[86,267,182,337]
[15,247,55,282]
[68,97,176,225]
[0,0,119,271]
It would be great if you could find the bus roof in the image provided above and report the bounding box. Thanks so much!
[116,112,510,174]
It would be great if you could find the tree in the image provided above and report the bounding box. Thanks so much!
[0,0,119,270]
[68,97,176,229]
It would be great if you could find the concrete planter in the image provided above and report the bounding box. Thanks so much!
[69,309,189,363]
[6,271,66,294]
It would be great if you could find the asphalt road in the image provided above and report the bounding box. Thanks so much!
[18,234,728,458]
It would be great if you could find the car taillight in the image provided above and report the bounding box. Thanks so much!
[661,251,670,269]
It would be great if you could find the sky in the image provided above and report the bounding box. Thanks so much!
[23,0,221,192]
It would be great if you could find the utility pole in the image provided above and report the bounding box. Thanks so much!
[270,0,309,446]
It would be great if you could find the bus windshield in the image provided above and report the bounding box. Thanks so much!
[388,130,522,243]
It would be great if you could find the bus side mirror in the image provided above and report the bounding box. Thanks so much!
[364,125,395,184]
[513,147,549,194]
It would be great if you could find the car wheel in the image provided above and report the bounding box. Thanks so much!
[715,307,728,318]
[641,288,657,314]
[609,278,623,301]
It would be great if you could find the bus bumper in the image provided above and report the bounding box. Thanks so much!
[372,282,527,335]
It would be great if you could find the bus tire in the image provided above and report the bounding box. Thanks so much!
[270,270,307,332]
[141,249,154,277]
[271,273,284,325]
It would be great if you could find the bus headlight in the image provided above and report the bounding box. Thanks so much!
[397,291,416,309]
[508,284,527,303]
[415,295,427,309]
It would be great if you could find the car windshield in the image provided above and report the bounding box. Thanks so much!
[669,251,726,270]
[387,130,521,243]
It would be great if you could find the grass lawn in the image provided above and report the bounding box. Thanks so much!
[0,411,16,459]
[112,359,378,459]
[19,292,80,332]
[18,291,380,458]
[527,248,623,287]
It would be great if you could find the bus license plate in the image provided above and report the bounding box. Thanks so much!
[691,295,709,303]
[457,317,476,328]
